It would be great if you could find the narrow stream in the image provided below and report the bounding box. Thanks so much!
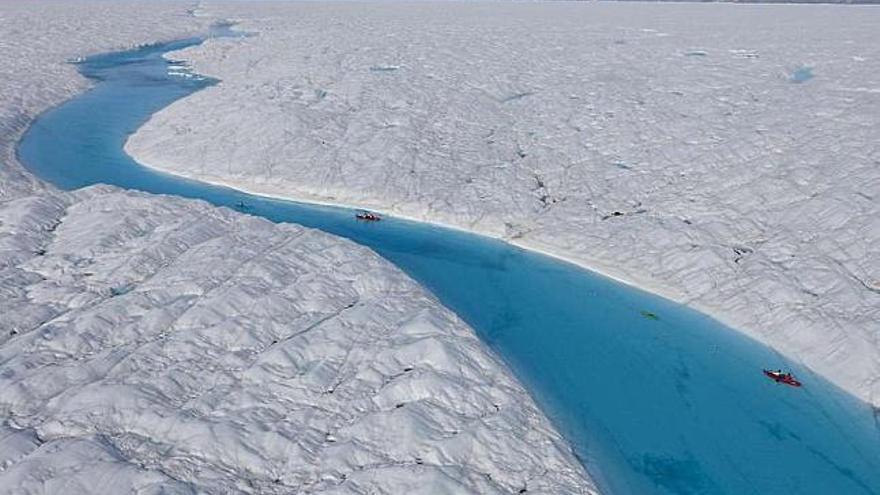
[16,32,880,495]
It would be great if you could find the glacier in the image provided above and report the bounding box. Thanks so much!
[0,1,597,493]
[127,0,880,407]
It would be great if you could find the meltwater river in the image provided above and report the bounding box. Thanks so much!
[17,32,880,495]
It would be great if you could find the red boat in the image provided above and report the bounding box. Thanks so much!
[356,211,381,222]
[763,369,802,387]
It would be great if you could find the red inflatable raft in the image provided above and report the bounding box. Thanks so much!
[763,369,802,387]
[356,211,381,221]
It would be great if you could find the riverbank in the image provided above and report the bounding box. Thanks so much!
[117,164,689,304]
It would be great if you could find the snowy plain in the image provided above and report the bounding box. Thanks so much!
[0,1,596,493]
[127,1,880,407]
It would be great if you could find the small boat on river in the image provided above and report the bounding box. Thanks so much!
[356,211,381,221]
[763,369,802,387]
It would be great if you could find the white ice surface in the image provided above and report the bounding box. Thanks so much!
[0,187,594,494]
[127,1,880,406]
[1,2,596,493]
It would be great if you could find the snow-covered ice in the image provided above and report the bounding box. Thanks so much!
[0,187,594,493]
[127,1,880,406]
[1,2,596,493]
[0,0,210,201]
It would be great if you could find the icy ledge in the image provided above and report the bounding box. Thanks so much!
[127,0,880,406]
[0,187,596,494]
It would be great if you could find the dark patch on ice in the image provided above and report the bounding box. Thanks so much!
[684,50,707,57]
[109,284,134,297]
[533,175,545,190]
[791,66,814,83]
[532,173,559,209]
[601,211,624,220]
[501,92,536,103]
[43,220,61,232]
[801,288,820,298]
[732,246,753,264]
[370,65,400,72]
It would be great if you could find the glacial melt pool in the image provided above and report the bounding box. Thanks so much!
[17,34,880,495]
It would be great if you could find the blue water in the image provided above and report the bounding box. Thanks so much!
[791,66,815,83]
[17,33,880,495]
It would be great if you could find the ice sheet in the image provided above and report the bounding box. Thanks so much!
[128,0,880,406]
[0,2,596,492]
